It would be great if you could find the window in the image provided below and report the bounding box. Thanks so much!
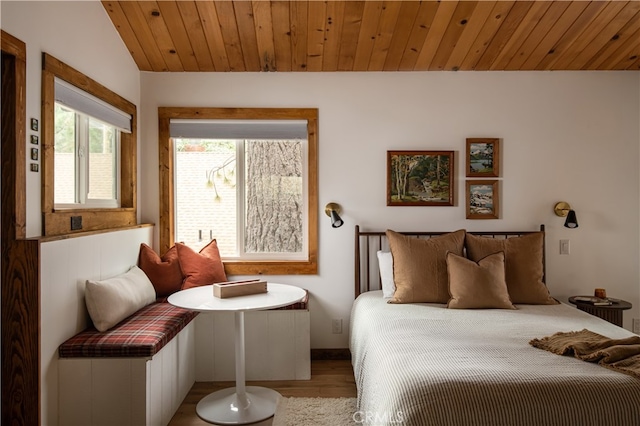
[159,108,318,275]
[54,104,120,208]
[42,54,137,236]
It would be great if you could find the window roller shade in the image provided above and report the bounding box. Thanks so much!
[54,78,132,133]
[170,119,308,140]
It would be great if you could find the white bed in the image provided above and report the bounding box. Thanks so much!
[350,226,640,425]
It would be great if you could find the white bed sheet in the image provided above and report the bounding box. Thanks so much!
[350,291,640,426]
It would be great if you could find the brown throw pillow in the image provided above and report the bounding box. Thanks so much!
[465,232,558,305]
[176,240,228,290]
[446,251,515,310]
[138,244,184,297]
[387,229,466,304]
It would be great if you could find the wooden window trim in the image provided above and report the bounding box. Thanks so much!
[158,107,318,275]
[41,53,137,236]
[1,30,27,239]
[2,29,40,426]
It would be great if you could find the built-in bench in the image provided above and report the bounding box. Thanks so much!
[58,301,198,426]
[58,291,310,426]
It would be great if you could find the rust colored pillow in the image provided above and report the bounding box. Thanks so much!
[138,244,183,297]
[386,229,466,304]
[176,240,227,290]
[446,251,515,310]
[465,232,558,305]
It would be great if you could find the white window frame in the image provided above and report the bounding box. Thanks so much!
[231,138,308,261]
[172,134,309,261]
[54,105,121,209]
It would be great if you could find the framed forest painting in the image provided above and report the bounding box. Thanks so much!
[387,151,454,206]
[466,138,500,177]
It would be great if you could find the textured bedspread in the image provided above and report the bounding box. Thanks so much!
[350,291,640,426]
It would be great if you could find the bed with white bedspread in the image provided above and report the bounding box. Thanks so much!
[349,226,640,425]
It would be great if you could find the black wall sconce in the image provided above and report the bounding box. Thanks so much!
[325,203,344,228]
[554,202,578,228]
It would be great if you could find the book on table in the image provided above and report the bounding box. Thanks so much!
[573,296,613,306]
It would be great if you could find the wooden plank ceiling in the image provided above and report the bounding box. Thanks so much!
[102,1,640,72]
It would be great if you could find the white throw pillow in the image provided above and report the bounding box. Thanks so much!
[85,265,156,332]
[377,251,396,298]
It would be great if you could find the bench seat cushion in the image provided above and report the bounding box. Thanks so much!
[59,302,198,358]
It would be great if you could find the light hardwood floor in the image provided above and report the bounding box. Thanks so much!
[168,359,357,426]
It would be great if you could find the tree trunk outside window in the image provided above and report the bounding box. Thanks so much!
[245,140,303,253]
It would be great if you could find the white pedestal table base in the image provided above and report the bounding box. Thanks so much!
[196,311,282,424]
[196,386,281,425]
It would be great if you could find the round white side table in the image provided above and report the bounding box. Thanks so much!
[168,283,306,425]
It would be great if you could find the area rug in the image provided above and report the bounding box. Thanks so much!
[273,397,357,426]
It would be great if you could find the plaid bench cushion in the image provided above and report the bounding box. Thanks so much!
[59,289,308,358]
[59,302,198,358]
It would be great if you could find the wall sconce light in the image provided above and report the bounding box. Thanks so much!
[325,203,344,228]
[554,202,579,229]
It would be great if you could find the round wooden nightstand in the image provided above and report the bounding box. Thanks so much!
[568,296,632,327]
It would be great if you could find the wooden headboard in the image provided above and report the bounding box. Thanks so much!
[354,225,545,299]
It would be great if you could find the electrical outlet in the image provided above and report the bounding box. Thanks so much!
[332,319,343,334]
[633,318,640,335]
[70,216,82,231]
[559,239,570,255]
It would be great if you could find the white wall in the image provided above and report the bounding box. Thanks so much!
[0,0,141,237]
[141,71,640,346]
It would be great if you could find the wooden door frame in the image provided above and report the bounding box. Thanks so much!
[1,30,40,426]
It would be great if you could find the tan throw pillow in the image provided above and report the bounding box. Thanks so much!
[465,232,558,305]
[446,251,515,310]
[387,229,466,304]
[176,240,227,290]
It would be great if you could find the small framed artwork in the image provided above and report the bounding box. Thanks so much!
[31,135,39,145]
[387,150,455,206]
[30,163,39,172]
[466,138,500,177]
[466,180,499,219]
[31,148,38,161]
[30,118,39,132]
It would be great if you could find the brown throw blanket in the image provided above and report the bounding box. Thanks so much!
[530,329,640,379]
